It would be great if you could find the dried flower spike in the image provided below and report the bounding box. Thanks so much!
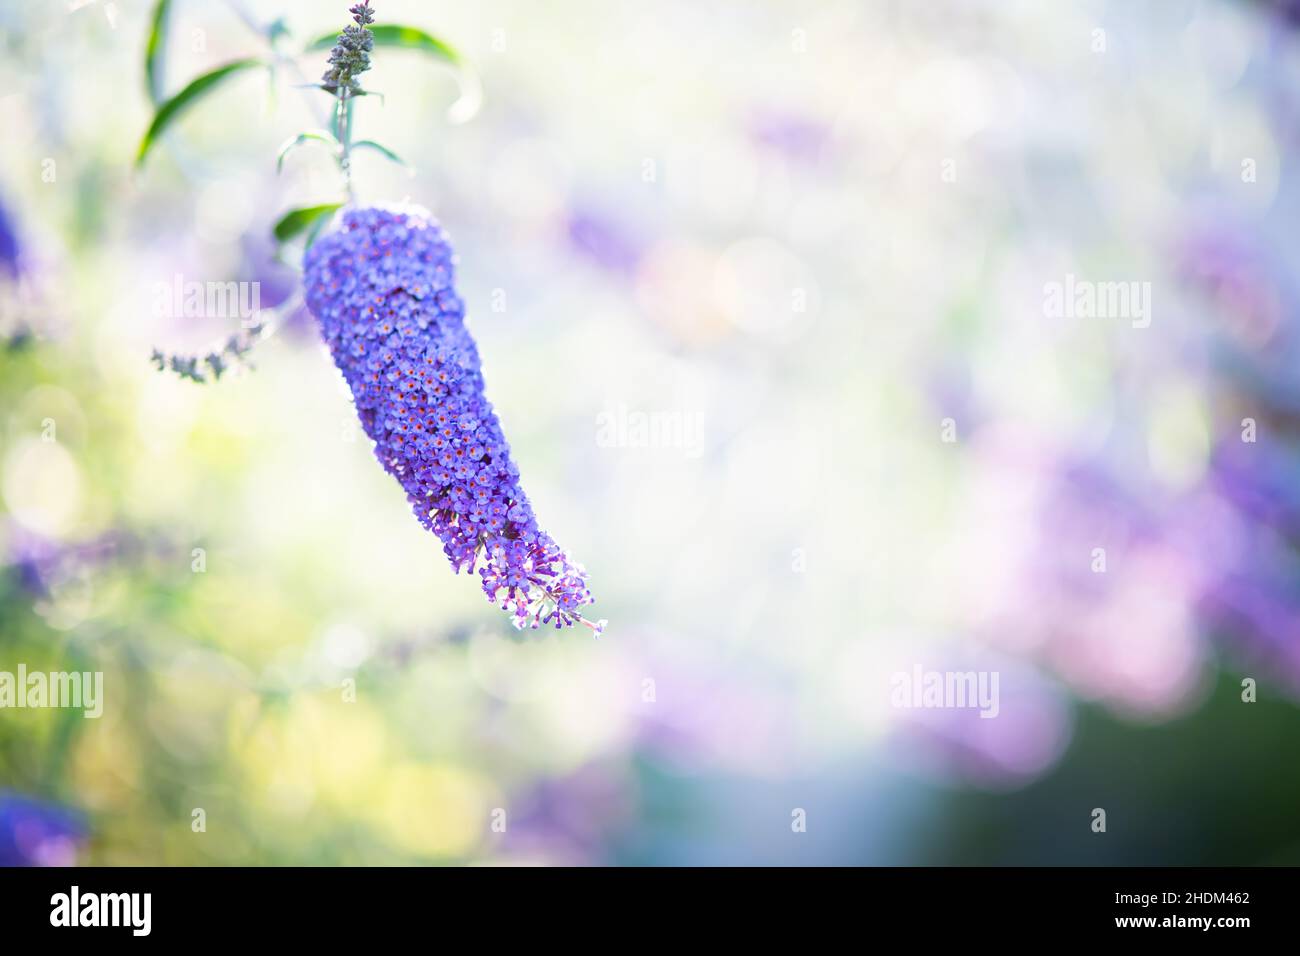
[322,1,376,93]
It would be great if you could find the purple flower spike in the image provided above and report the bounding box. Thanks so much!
[304,205,603,635]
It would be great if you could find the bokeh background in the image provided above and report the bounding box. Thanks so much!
[2,0,1300,865]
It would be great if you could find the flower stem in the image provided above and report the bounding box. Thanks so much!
[336,89,354,200]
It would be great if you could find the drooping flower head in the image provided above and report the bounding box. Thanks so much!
[304,205,603,634]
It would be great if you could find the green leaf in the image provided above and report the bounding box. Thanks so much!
[352,139,409,169]
[276,129,339,173]
[144,0,172,105]
[136,58,267,168]
[273,203,344,245]
[305,24,480,122]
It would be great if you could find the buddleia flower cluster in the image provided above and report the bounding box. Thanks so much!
[140,0,599,633]
[304,206,604,634]
[321,1,375,93]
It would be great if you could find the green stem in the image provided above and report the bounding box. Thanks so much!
[336,88,354,201]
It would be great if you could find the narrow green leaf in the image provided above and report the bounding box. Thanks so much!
[352,139,409,169]
[273,203,344,245]
[276,129,339,173]
[136,58,267,168]
[144,0,172,105]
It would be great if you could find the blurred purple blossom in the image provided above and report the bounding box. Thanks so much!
[0,192,20,279]
[498,761,633,863]
[0,792,85,866]
[239,230,299,313]
[1178,219,1285,352]
[4,524,130,599]
[747,109,831,164]
[567,210,643,275]
[890,659,1073,789]
[960,440,1215,716]
[1173,201,1300,693]
[1204,440,1300,691]
[631,667,800,776]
